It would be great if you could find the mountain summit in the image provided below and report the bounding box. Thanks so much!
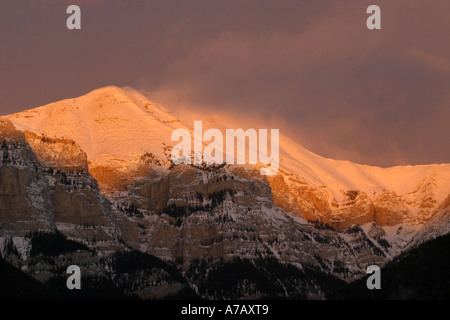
[7,86,181,162]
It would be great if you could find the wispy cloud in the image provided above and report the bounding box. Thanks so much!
[407,49,450,72]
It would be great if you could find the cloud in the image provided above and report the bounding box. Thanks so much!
[407,49,450,72]
[143,0,450,167]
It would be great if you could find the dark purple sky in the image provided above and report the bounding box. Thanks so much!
[1,0,449,167]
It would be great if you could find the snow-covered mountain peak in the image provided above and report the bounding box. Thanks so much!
[4,85,450,229]
[6,86,183,162]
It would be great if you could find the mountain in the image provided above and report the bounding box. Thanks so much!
[1,86,449,299]
[0,256,56,300]
[342,232,450,299]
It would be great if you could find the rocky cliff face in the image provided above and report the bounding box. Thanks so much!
[0,117,137,247]
[24,131,88,172]
[267,170,449,231]
[71,159,387,284]
[0,118,54,236]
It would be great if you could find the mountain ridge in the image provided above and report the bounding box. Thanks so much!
[5,86,449,191]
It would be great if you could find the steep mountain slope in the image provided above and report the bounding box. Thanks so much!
[1,86,449,298]
[0,118,54,236]
[0,117,193,299]
[0,117,138,250]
